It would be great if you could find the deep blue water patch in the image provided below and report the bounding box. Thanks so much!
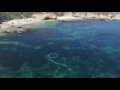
[0,20,120,78]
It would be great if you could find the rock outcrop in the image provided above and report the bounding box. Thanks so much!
[0,26,28,33]
[32,13,57,20]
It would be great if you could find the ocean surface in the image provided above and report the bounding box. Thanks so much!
[0,20,120,78]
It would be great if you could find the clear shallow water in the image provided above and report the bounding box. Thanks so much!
[0,20,120,78]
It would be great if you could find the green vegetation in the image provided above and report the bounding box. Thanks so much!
[0,12,35,23]
[0,12,120,23]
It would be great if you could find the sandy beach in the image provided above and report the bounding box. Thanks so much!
[0,18,44,33]
[57,16,82,21]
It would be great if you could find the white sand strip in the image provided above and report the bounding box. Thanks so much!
[0,18,43,32]
[57,16,82,21]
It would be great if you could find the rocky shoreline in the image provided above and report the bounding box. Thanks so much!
[32,12,120,21]
[1,12,120,34]
[57,12,120,21]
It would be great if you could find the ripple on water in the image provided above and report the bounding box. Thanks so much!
[34,46,43,50]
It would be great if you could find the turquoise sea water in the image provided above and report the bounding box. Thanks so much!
[0,20,120,78]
